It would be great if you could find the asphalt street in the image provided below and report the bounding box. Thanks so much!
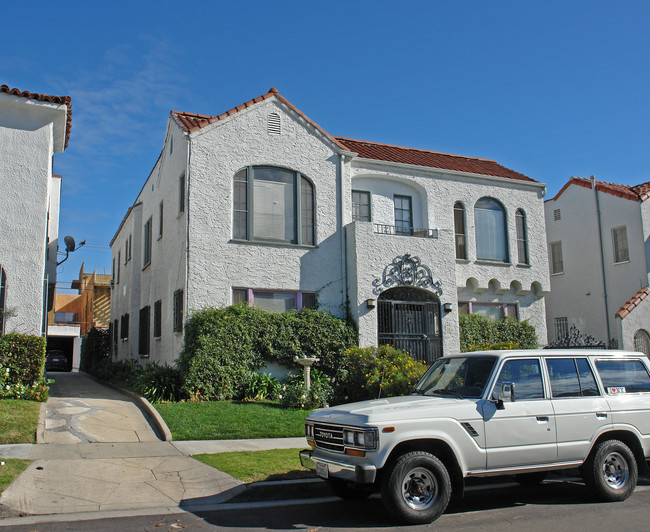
[3,474,649,531]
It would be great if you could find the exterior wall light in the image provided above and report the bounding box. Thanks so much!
[366,299,376,309]
[443,302,453,313]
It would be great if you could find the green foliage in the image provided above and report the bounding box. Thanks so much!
[459,314,537,352]
[280,368,333,409]
[336,345,428,403]
[178,305,357,401]
[130,362,184,403]
[241,372,281,401]
[466,341,521,352]
[79,327,111,373]
[0,333,46,387]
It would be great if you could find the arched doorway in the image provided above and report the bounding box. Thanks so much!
[378,286,442,364]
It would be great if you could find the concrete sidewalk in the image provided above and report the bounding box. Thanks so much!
[0,373,309,517]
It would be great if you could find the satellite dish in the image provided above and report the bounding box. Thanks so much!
[64,235,76,252]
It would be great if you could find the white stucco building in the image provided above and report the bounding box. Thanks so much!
[545,176,650,354]
[110,88,550,366]
[0,84,71,336]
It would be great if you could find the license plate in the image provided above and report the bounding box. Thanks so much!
[316,461,328,478]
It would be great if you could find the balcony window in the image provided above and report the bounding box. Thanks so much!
[394,195,413,236]
[352,190,371,222]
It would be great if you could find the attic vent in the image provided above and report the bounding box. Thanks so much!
[267,113,281,135]
[554,209,561,221]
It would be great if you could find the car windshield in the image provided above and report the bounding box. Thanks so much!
[414,356,497,399]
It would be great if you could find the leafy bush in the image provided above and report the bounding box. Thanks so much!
[241,372,281,401]
[465,341,521,352]
[335,345,428,403]
[178,305,357,401]
[459,314,537,352]
[0,333,46,386]
[79,327,111,373]
[0,360,51,401]
[280,369,333,409]
[130,362,185,403]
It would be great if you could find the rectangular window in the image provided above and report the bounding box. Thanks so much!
[458,302,517,320]
[302,292,318,310]
[233,169,248,239]
[159,201,164,239]
[612,226,629,263]
[253,168,296,242]
[352,190,371,222]
[553,209,561,221]
[596,359,650,393]
[233,288,248,304]
[454,204,467,259]
[143,217,152,267]
[139,306,150,356]
[173,289,184,333]
[550,241,563,274]
[554,317,568,340]
[153,300,162,338]
[112,258,115,283]
[117,252,121,284]
[120,313,129,340]
[113,319,118,355]
[128,234,132,262]
[233,288,316,312]
[545,358,600,398]
[394,195,413,235]
[124,239,128,264]
[179,174,186,214]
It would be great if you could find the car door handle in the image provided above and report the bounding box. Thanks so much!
[536,416,549,422]
[596,412,608,419]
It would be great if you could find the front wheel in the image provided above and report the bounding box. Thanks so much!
[381,451,451,525]
[583,439,637,502]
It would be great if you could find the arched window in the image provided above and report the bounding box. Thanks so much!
[474,197,508,262]
[233,166,314,245]
[634,329,650,356]
[515,209,529,265]
[453,202,467,259]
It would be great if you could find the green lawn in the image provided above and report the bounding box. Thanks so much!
[193,448,314,482]
[154,400,310,441]
[0,399,40,444]
[0,459,31,495]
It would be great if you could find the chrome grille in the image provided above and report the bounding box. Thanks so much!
[313,423,345,453]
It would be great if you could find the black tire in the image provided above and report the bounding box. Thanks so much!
[514,472,547,486]
[327,478,372,500]
[380,451,451,525]
[583,439,637,502]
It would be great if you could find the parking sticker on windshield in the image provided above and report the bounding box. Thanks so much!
[607,387,626,394]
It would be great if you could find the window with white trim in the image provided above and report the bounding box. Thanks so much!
[179,174,186,214]
[173,289,184,333]
[352,190,371,222]
[454,202,467,259]
[154,300,162,339]
[139,306,150,356]
[232,288,317,313]
[550,241,563,274]
[515,209,529,265]
[143,217,152,267]
[475,197,508,262]
[612,226,629,263]
[458,301,517,320]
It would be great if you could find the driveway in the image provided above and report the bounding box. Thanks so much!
[43,372,159,443]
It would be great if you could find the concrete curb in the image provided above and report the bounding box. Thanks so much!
[36,403,46,444]
[83,373,173,441]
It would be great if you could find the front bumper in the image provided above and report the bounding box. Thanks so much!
[299,449,377,485]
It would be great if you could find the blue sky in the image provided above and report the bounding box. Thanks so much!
[2,1,649,289]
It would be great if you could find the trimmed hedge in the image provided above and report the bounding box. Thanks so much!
[459,313,537,352]
[79,327,111,373]
[0,333,46,386]
[178,305,357,401]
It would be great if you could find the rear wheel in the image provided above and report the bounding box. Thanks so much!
[583,439,637,502]
[327,478,372,500]
[381,451,451,524]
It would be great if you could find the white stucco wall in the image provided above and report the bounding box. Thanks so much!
[545,183,648,347]
[0,94,65,335]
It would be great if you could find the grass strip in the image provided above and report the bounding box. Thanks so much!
[0,459,31,495]
[154,400,310,441]
[0,399,40,444]
[193,448,314,483]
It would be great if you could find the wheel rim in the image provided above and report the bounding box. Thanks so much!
[601,451,629,489]
[401,467,438,510]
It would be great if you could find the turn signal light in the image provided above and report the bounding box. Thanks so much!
[345,449,365,457]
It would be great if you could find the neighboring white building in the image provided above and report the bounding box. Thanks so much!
[110,88,550,366]
[544,176,650,354]
[0,84,71,336]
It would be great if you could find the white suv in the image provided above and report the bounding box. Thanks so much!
[300,349,650,524]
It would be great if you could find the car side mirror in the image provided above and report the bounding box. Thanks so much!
[501,382,515,403]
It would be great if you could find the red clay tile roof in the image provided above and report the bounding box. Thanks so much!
[616,287,650,319]
[1,84,72,148]
[172,88,349,151]
[334,137,536,182]
[549,176,650,203]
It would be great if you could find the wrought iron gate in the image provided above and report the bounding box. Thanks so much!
[377,288,442,365]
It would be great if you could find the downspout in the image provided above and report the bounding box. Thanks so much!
[339,153,348,315]
[185,136,191,332]
[592,176,612,347]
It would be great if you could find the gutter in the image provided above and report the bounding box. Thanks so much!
[592,176,612,347]
[339,154,348,311]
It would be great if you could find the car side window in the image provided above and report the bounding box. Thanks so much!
[596,359,650,393]
[576,358,600,396]
[546,358,581,397]
[492,359,544,400]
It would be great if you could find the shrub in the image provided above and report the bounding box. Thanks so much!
[335,345,428,403]
[130,363,185,403]
[280,368,333,409]
[0,333,46,386]
[178,305,357,401]
[79,327,111,373]
[459,314,537,352]
[240,372,281,401]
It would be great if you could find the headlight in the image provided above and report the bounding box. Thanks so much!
[343,428,378,450]
[305,423,314,438]
[343,430,354,445]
